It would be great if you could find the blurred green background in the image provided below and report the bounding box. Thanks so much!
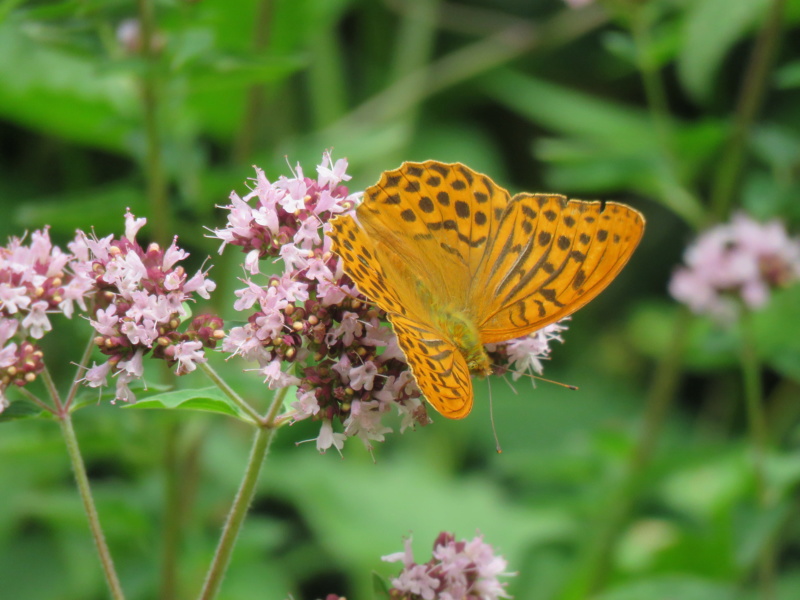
[2,0,800,599]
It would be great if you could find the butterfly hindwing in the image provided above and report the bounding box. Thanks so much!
[388,313,473,419]
[475,194,645,343]
[329,211,474,418]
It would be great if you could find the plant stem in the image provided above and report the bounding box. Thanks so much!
[60,413,126,600]
[325,5,606,140]
[18,386,57,415]
[159,417,183,600]
[564,308,691,599]
[196,386,288,600]
[631,5,704,229]
[739,311,775,600]
[199,361,262,423]
[137,0,170,245]
[740,311,768,499]
[233,0,273,163]
[710,0,787,222]
[64,334,98,411]
[41,364,64,413]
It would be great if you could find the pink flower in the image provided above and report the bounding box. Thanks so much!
[216,151,424,452]
[76,210,217,402]
[383,533,514,600]
[0,227,96,401]
[669,213,800,322]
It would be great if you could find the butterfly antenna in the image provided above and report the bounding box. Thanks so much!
[492,365,579,391]
[487,378,503,454]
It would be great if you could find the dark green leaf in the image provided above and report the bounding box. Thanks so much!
[124,386,255,421]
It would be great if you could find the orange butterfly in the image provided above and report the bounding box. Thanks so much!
[328,161,645,419]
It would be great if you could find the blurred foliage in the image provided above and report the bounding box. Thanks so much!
[2,0,800,599]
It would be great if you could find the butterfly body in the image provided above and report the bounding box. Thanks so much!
[434,309,492,377]
[328,161,645,419]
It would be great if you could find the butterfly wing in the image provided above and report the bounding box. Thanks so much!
[388,314,473,419]
[473,194,645,343]
[327,214,408,317]
[357,161,511,309]
[328,211,475,418]
[329,161,509,418]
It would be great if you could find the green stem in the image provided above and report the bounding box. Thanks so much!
[60,414,126,600]
[739,311,775,600]
[564,308,691,599]
[64,335,98,411]
[40,364,64,413]
[18,386,57,415]
[137,0,170,245]
[233,0,273,163]
[740,311,768,499]
[325,5,606,139]
[199,361,262,423]
[710,0,787,222]
[196,386,288,600]
[159,418,182,600]
[631,5,704,229]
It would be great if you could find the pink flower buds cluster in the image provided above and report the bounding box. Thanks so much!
[214,152,426,453]
[78,211,217,403]
[0,228,95,410]
[382,532,514,600]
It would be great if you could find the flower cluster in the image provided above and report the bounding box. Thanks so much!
[78,211,218,403]
[669,212,800,322]
[214,152,426,453]
[382,532,514,600]
[488,320,568,381]
[0,228,94,411]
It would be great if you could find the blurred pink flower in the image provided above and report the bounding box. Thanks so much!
[383,532,514,600]
[669,213,800,322]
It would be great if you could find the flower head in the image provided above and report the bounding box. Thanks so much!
[488,320,568,381]
[77,210,219,402]
[0,228,95,407]
[669,213,800,322]
[382,532,514,600]
[214,151,426,453]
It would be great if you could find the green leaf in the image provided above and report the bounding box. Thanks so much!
[628,301,739,370]
[754,284,800,382]
[774,59,800,89]
[0,19,139,152]
[483,69,656,152]
[14,183,146,235]
[371,571,392,599]
[124,386,254,422]
[482,69,709,226]
[595,576,735,600]
[678,0,770,103]
[0,399,50,423]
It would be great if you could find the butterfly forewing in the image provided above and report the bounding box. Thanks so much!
[475,194,645,343]
[359,161,511,307]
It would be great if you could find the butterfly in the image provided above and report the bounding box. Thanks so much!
[328,161,645,419]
